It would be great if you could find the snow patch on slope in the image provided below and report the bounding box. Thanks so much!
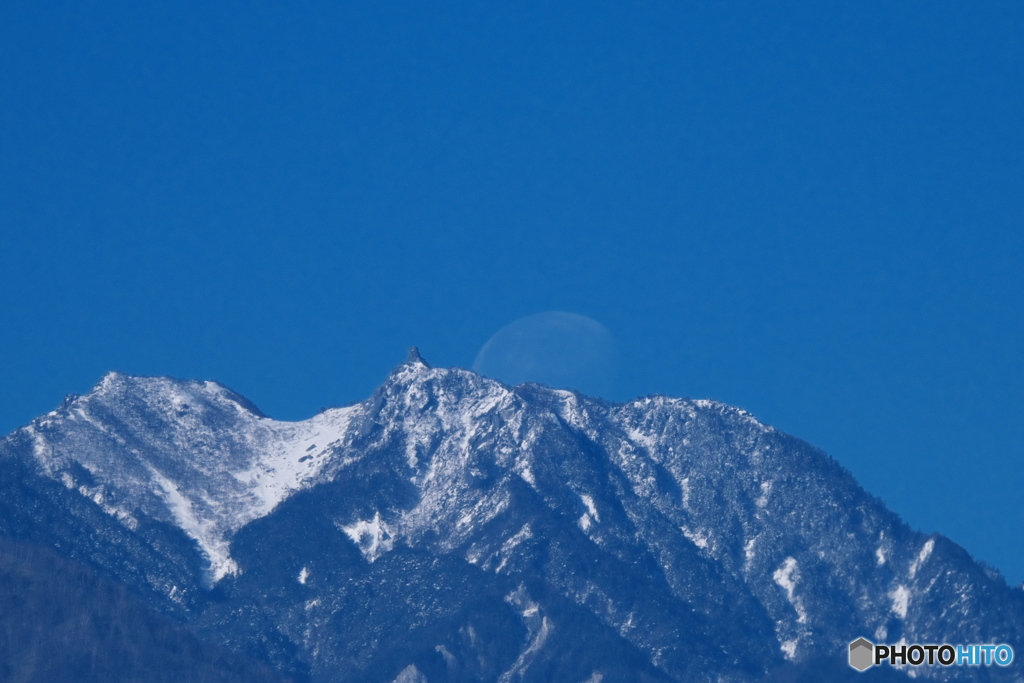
[682,525,709,550]
[340,512,394,562]
[890,585,910,619]
[774,557,807,624]
[579,493,600,532]
[392,665,429,683]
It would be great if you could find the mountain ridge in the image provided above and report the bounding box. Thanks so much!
[1,354,1020,681]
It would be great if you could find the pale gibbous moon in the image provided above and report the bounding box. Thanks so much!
[472,311,618,398]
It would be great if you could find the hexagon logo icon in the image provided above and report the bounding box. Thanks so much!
[849,638,874,671]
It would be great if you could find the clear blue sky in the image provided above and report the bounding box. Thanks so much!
[2,2,1022,581]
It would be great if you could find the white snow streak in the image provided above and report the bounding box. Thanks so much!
[744,537,757,565]
[773,557,807,624]
[890,585,910,619]
[909,539,934,579]
[148,465,239,582]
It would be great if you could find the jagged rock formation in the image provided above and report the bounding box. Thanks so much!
[1,352,1020,681]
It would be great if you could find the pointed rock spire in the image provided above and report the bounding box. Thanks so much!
[406,346,429,368]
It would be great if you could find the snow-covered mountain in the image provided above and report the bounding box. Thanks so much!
[1,349,1021,682]
[20,370,359,583]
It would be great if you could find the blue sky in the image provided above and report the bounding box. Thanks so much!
[2,2,1022,581]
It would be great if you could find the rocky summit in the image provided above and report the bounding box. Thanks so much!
[1,352,1021,682]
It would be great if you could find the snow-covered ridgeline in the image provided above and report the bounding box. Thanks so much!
[17,372,362,581]
[3,354,1021,682]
